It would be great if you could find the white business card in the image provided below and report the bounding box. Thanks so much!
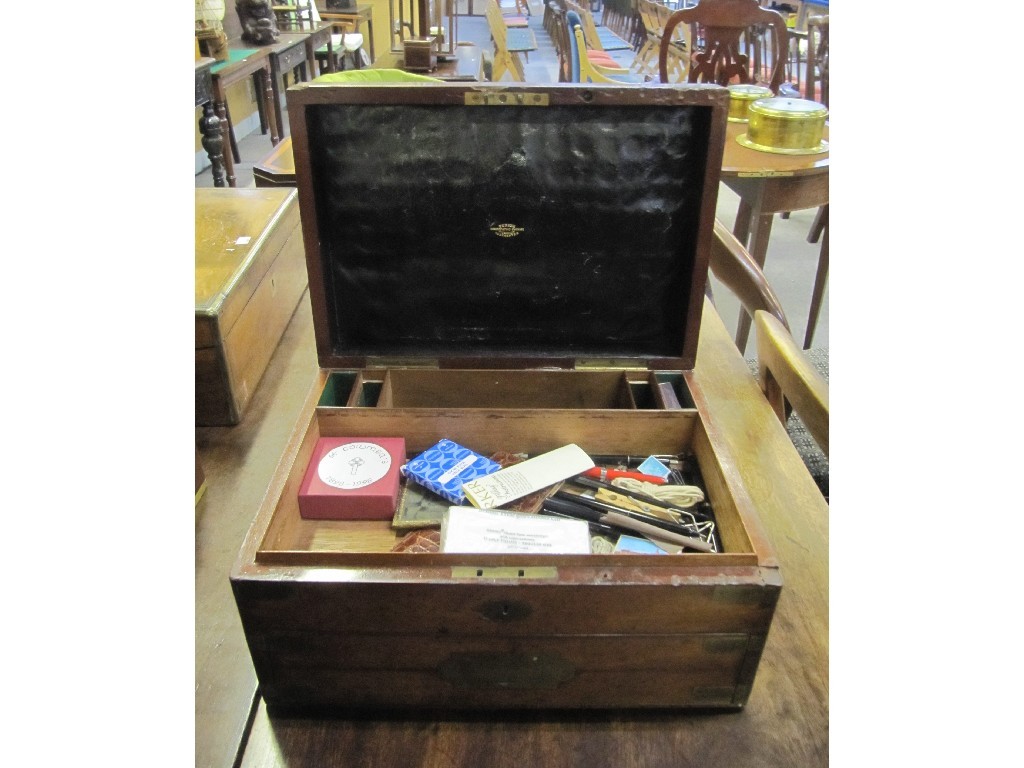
[440,506,591,554]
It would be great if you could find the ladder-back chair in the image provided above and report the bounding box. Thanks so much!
[658,0,789,93]
[805,13,828,105]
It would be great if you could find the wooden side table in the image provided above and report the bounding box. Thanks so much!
[720,120,829,350]
[267,34,312,138]
[211,46,280,188]
[302,22,335,75]
[196,57,227,187]
[321,5,375,63]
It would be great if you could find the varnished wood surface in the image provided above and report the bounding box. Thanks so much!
[196,290,320,768]
[320,5,375,62]
[195,188,297,312]
[721,119,829,178]
[720,119,829,349]
[195,294,828,766]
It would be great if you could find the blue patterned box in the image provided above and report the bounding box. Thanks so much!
[401,439,502,505]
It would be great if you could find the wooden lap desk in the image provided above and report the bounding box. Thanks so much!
[220,297,829,766]
[195,188,308,425]
[720,119,829,349]
[211,47,281,188]
[253,136,296,187]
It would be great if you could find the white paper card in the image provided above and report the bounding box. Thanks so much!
[440,507,591,554]
[461,444,595,509]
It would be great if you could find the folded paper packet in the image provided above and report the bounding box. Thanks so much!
[461,444,595,509]
[402,439,502,505]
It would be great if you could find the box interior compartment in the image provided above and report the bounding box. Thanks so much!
[255,368,759,567]
[257,86,761,565]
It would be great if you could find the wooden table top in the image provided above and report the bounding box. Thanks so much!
[211,44,273,83]
[721,119,829,178]
[270,33,313,52]
[212,299,829,768]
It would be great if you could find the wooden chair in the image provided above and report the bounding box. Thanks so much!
[566,0,634,53]
[653,0,690,82]
[709,218,789,333]
[633,0,664,79]
[756,310,828,459]
[486,0,534,81]
[658,0,790,93]
[709,219,829,494]
[273,0,314,30]
[805,13,828,105]
[566,10,646,83]
[799,14,828,347]
[554,7,633,78]
[315,27,366,73]
[601,0,642,49]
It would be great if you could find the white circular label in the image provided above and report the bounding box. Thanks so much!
[317,442,393,490]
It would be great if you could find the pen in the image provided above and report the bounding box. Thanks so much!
[554,490,708,539]
[543,497,715,553]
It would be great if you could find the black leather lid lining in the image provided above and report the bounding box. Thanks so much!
[306,102,713,361]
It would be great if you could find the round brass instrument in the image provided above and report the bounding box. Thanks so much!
[737,97,829,155]
[727,84,773,123]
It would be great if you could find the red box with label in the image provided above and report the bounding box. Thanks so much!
[298,437,406,520]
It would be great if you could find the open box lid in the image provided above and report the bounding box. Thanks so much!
[286,82,728,371]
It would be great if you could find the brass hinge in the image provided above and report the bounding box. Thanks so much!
[465,91,550,106]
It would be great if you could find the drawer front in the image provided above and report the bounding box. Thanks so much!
[307,28,332,50]
[277,43,308,73]
[249,631,761,710]
[234,579,778,638]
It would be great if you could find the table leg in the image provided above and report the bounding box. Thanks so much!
[732,197,754,246]
[214,95,237,187]
[270,58,285,142]
[366,19,375,63]
[199,102,227,188]
[254,72,269,135]
[260,67,280,145]
[803,217,828,349]
[224,100,241,164]
[734,210,774,352]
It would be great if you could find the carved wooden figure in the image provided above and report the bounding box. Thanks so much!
[237,0,280,45]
